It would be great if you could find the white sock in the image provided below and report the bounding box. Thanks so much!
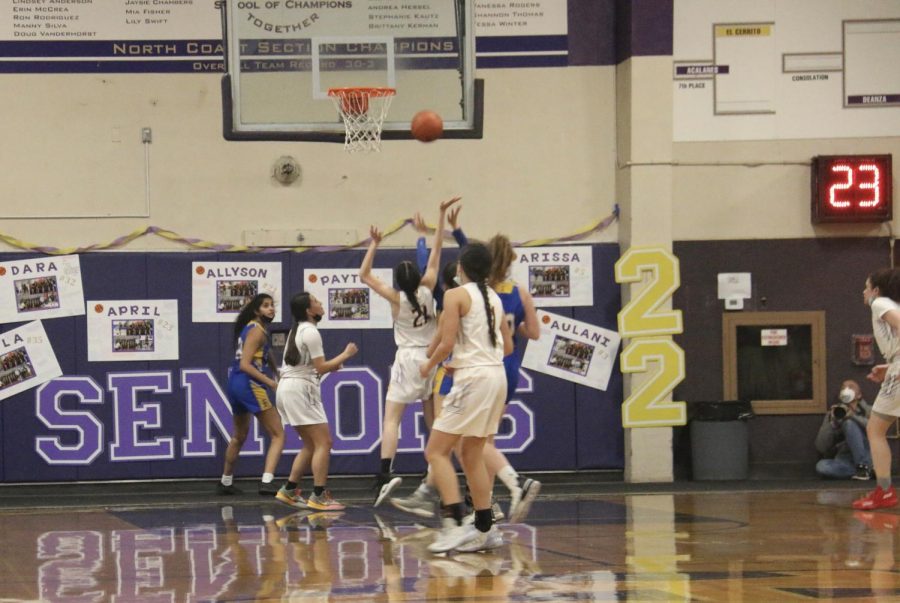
[221,474,233,487]
[498,465,520,492]
[262,472,274,484]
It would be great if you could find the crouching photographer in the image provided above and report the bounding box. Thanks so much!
[815,379,873,480]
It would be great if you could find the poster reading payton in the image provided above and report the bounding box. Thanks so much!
[510,246,593,307]
[191,262,282,323]
[522,310,620,391]
[87,300,179,362]
[303,268,393,329]
[0,320,62,402]
[0,255,85,324]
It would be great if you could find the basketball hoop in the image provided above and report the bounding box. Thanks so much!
[328,87,396,153]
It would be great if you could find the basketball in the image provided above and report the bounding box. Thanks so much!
[411,110,443,142]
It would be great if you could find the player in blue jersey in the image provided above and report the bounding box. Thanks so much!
[218,293,285,496]
[485,234,542,522]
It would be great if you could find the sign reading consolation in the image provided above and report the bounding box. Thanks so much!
[87,300,179,362]
[303,268,394,330]
[191,262,282,324]
[510,246,594,308]
[522,310,620,391]
[0,320,62,402]
[0,254,85,324]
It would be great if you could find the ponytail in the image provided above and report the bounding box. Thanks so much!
[395,261,429,326]
[476,281,498,348]
[284,321,300,366]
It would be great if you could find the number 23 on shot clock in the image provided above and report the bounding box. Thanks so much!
[811,154,893,223]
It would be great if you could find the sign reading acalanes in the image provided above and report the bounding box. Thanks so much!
[522,310,621,391]
[191,262,282,323]
[0,321,62,402]
[87,300,179,362]
[0,255,85,324]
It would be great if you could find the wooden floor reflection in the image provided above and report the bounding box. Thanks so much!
[1,488,899,601]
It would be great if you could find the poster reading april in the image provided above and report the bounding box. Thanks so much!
[87,300,179,362]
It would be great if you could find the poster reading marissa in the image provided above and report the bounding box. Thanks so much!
[0,321,62,402]
[0,255,85,324]
[510,246,593,307]
[303,268,394,329]
[522,310,620,391]
[87,300,179,362]
[191,262,282,323]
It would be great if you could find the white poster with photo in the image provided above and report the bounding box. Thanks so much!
[0,255,85,324]
[87,300,179,362]
[303,268,394,329]
[0,321,62,402]
[522,310,620,391]
[192,262,282,323]
[510,246,593,307]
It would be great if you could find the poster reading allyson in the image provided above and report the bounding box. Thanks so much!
[192,262,282,324]
[0,321,63,402]
[0,254,85,324]
[87,300,179,362]
[522,310,620,391]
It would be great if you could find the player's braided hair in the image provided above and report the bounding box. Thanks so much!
[395,260,429,326]
[459,243,498,348]
[284,292,312,366]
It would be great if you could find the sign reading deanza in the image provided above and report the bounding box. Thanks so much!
[0,321,62,402]
[191,262,282,323]
[0,254,85,324]
[88,300,179,361]
[522,310,620,391]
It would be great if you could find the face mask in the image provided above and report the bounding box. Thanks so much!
[259,314,273,324]
[839,387,856,404]
[312,313,323,323]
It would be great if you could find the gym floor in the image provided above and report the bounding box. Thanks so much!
[0,473,895,601]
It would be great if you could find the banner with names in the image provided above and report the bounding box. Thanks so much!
[0,254,85,325]
[0,320,62,402]
[87,300,179,362]
[303,268,394,330]
[522,310,620,391]
[191,261,282,323]
[510,246,593,308]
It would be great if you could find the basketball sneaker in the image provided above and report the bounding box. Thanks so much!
[307,490,346,511]
[454,525,503,553]
[462,498,504,525]
[275,486,308,509]
[258,480,281,495]
[428,523,480,554]
[852,465,874,481]
[374,473,403,507]
[508,478,541,523]
[216,482,242,496]
[852,485,898,510]
[391,483,438,518]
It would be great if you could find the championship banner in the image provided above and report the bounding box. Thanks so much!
[510,246,593,307]
[0,255,85,325]
[303,268,394,330]
[191,262,282,323]
[0,321,62,402]
[522,310,620,391]
[87,300,179,362]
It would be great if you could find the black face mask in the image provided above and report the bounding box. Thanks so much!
[259,314,274,324]
[311,313,323,323]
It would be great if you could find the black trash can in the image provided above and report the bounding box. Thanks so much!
[690,401,754,480]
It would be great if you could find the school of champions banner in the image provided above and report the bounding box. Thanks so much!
[0,321,62,402]
[510,246,593,308]
[0,255,85,324]
[522,310,620,391]
[191,261,282,323]
[87,300,179,362]
[303,268,393,330]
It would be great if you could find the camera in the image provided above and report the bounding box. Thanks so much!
[830,403,850,422]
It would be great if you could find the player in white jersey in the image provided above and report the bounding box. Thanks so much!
[853,268,900,510]
[275,292,358,512]
[360,197,460,506]
[419,242,514,554]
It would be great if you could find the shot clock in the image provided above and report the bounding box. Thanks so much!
[811,155,893,223]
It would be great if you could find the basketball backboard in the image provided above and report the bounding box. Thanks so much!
[220,0,482,142]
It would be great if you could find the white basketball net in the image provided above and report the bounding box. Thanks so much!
[328,88,395,153]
